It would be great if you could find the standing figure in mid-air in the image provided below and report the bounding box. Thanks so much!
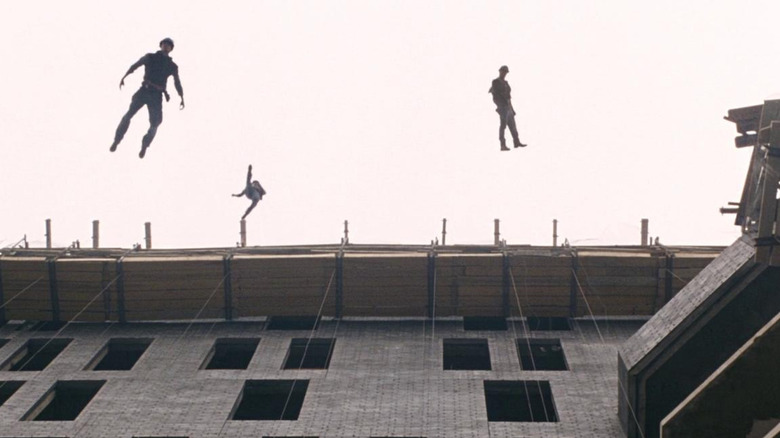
[110,37,185,158]
[489,65,526,151]
[233,165,267,220]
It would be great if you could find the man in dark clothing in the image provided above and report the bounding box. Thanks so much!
[232,165,267,220]
[110,37,185,158]
[489,65,526,151]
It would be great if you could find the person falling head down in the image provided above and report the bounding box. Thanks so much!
[232,164,266,220]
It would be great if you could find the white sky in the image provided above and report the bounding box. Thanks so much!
[0,0,774,249]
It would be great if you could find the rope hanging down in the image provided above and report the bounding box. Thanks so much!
[508,261,550,423]
[570,267,646,438]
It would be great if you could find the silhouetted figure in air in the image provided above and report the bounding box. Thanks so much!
[110,37,185,159]
[489,65,526,151]
[233,165,266,220]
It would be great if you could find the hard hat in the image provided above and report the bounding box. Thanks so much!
[499,65,509,72]
[159,37,175,48]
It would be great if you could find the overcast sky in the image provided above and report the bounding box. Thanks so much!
[1,1,775,249]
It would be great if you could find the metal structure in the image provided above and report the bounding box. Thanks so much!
[725,100,780,264]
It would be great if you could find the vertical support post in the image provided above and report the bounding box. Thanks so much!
[553,219,558,247]
[641,218,649,247]
[47,259,61,323]
[494,219,500,246]
[92,220,100,249]
[45,219,52,249]
[502,253,510,318]
[441,218,447,246]
[664,254,675,303]
[569,252,579,317]
[116,259,126,323]
[101,261,112,321]
[343,220,349,244]
[335,252,344,318]
[427,252,436,318]
[144,222,152,249]
[240,220,247,248]
[223,254,234,321]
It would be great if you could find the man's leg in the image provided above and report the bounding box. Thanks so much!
[242,198,260,220]
[111,91,146,151]
[498,107,510,151]
[506,110,525,148]
[139,95,163,158]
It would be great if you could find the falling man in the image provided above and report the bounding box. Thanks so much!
[489,65,526,151]
[233,165,267,220]
[110,37,185,158]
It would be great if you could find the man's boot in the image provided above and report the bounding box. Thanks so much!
[139,139,150,159]
[500,139,510,151]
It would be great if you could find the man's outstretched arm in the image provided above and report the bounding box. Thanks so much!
[246,165,253,186]
[172,66,185,109]
[119,54,149,90]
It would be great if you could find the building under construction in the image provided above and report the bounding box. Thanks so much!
[0,103,778,437]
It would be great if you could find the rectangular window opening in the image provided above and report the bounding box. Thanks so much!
[24,380,105,421]
[1,338,72,371]
[266,316,320,331]
[526,317,572,331]
[86,338,153,371]
[202,338,260,370]
[283,338,335,370]
[443,338,491,370]
[463,316,507,331]
[484,380,558,422]
[231,379,309,421]
[0,380,25,406]
[516,338,568,371]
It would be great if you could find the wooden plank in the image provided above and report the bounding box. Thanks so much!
[577,256,658,268]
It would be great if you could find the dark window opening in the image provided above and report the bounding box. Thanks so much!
[463,316,507,331]
[266,316,320,331]
[283,338,335,370]
[516,338,568,370]
[527,317,571,331]
[202,338,260,370]
[1,338,72,371]
[231,380,309,421]
[86,338,152,371]
[24,380,105,421]
[443,338,491,370]
[484,380,558,422]
[0,380,25,406]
